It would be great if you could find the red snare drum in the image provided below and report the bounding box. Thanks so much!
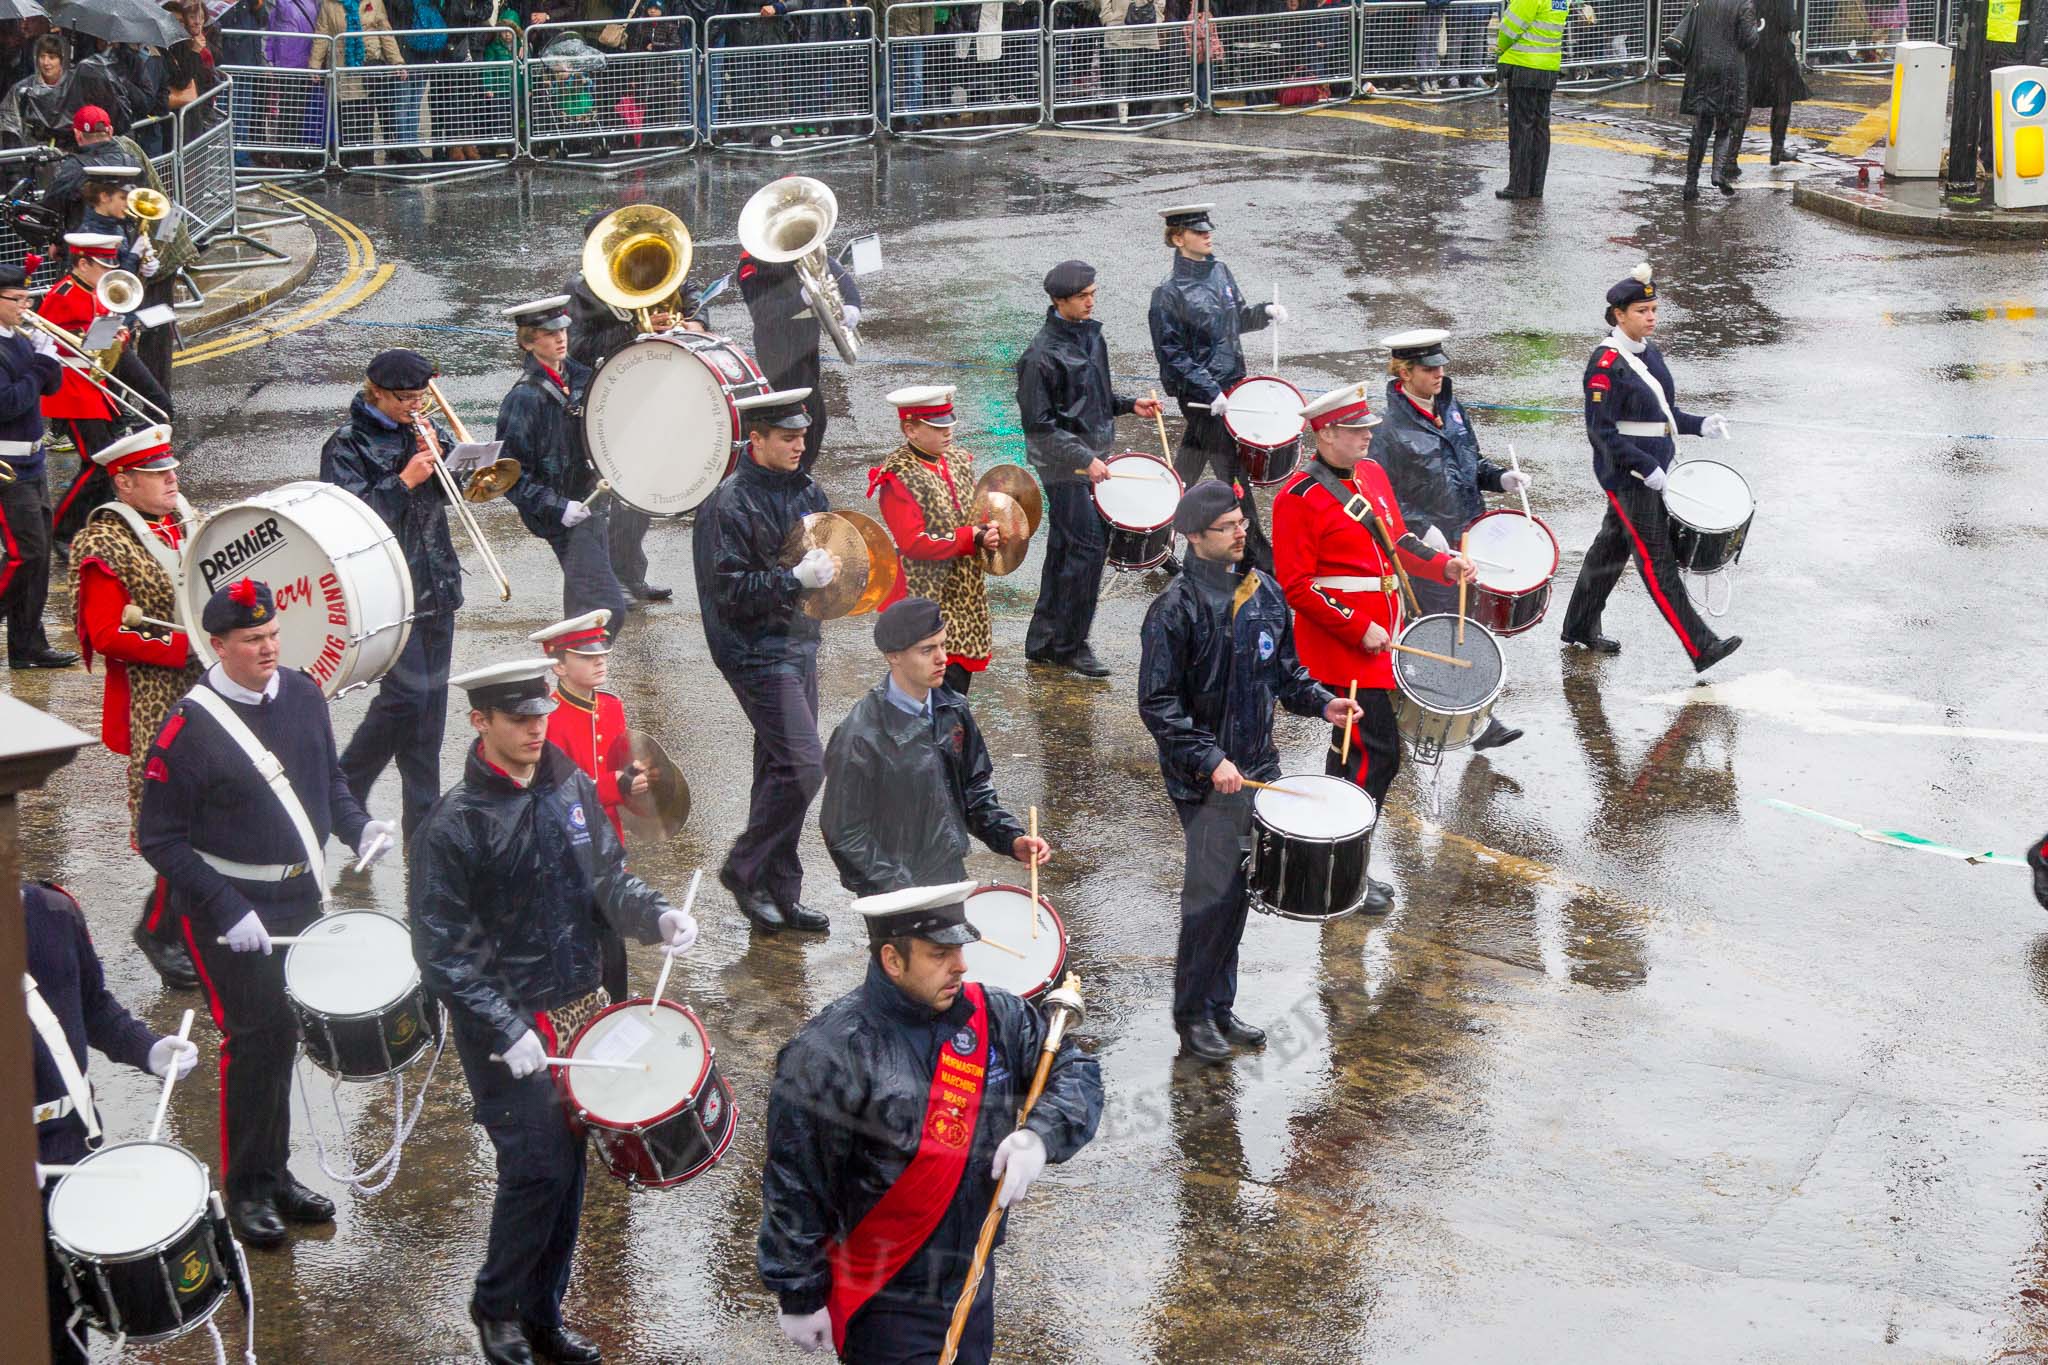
[1221,375,1306,486]
[561,998,737,1189]
[1461,509,1559,637]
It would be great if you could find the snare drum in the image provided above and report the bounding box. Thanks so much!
[1092,452,1183,571]
[1391,614,1505,761]
[47,1141,231,1344]
[1221,375,1306,486]
[585,332,769,518]
[962,884,1068,1001]
[179,481,413,698]
[562,998,737,1189]
[1248,773,1378,921]
[1663,460,1754,574]
[284,911,440,1081]
[1462,509,1559,637]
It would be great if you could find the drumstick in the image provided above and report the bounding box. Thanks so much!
[1240,778,1325,799]
[1456,529,1469,646]
[583,479,612,511]
[37,1164,144,1179]
[146,1008,195,1143]
[1508,444,1532,522]
[215,935,342,946]
[1389,641,1473,669]
[1271,280,1280,371]
[1149,388,1173,464]
[352,830,391,873]
[1028,807,1040,941]
[975,933,1027,960]
[1073,466,1165,481]
[487,1053,652,1072]
[649,867,703,1018]
[120,604,181,634]
[1339,679,1357,765]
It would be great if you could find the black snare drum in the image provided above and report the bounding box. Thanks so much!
[284,911,441,1081]
[563,999,738,1189]
[1663,459,1754,574]
[1248,773,1378,921]
[1092,452,1183,571]
[46,1142,233,1344]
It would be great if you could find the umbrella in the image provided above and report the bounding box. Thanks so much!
[46,0,188,47]
[0,0,50,21]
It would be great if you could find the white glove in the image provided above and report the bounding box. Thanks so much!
[223,910,272,955]
[1700,414,1731,440]
[561,499,592,528]
[842,304,862,331]
[138,251,161,279]
[1422,523,1449,553]
[1643,466,1669,494]
[356,818,398,867]
[793,547,837,589]
[778,1309,832,1352]
[1206,392,1229,417]
[148,1036,199,1080]
[28,328,58,359]
[1266,302,1290,325]
[500,1029,547,1079]
[657,908,699,958]
[1500,469,1531,494]
[992,1129,1047,1209]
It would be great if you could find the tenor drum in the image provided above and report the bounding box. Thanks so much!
[1663,460,1754,574]
[962,884,1068,1001]
[1248,773,1377,921]
[47,1141,231,1344]
[1092,452,1183,571]
[562,999,737,1189]
[284,911,440,1081]
[178,481,413,697]
[1462,509,1558,637]
[1391,614,1505,761]
[585,332,769,518]
[1221,375,1306,486]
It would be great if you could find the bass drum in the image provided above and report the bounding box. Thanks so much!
[178,481,413,698]
[585,332,769,518]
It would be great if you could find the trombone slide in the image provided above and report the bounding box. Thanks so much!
[414,391,514,603]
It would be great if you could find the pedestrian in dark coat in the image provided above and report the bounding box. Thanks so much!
[1679,0,1758,199]
[1746,0,1809,163]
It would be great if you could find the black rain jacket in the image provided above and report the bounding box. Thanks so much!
[1376,377,1508,544]
[1147,253,1269,407]
[320,393,465,616]
[495,352,595,540]
[693,453,827,675]
[1015,306,1138,487]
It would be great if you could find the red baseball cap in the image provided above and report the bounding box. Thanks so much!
[73,106,113,134]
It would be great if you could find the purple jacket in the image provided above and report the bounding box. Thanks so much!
[267,0,324,68]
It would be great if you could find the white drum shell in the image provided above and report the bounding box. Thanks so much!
[962,885,1067,1000]
[585,334,766,517]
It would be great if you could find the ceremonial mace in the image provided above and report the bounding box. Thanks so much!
[936,973,1087,1365]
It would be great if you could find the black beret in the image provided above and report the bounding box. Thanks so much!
[366,348,435,390]
[1042,259,1096,299]
[0,265,26,290]
[1605,263,1656,313]
[201,578,276,636]
[1173,478,1240,535]
[874,596,944,653]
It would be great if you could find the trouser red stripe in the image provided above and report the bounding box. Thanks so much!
[1605,489,1699,659]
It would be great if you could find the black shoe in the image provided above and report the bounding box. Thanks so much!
[276,1175,335,1224]
[1682,183,1700,202]
[523,1321,602,1365]
[737,893,786,934]
[1714,179,1736,196]
[1725,163,1743,180]
[1213,1013,1266,1048]
[1771,147,1798,164]
[10,647,79,669]
[472,1304,537,1365]
[1493,188,1528,199]
[1562,631,1622,655]
[631,583,673,602]
[1066,645,1111,679]
[1180,1019,1231,1063]
[1471,717,1524,752]
[229,1198,287,1249]
[781,901,830,934]
[1361,876,1394,913]
[1159,553,1182,577]
[1024,647,1068,667]
[1693,634,1742,675]
[132,923,200,989]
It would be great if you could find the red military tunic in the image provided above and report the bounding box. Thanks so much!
[545,684,629,843]
[1273,456,1455,691]
[74,512,190,755]
[37,274,117,422]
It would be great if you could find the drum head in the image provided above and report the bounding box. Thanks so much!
[1252,773,1376,839]
[284,911,418,1016]
[1464,511,1558,594]
[566,1000,710,1125]
[962,886,1066,998]
[1394,614,1505,713]
[1224,376,1307,448]
[1093,455,1181,531]
[49,1142,208,1257]
[1664,460,1753,533]
[585,338,740,517]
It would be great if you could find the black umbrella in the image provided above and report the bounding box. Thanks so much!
[46,0,188,47]
[0,0,51,22]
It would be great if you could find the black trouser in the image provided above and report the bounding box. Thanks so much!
[138,277,177,396]
[138,873,181,948]
[1324,685,1401,808]
[942,661,973,695]
[0,466,54,658]
[721,660,823,909]
[600,926,627,1003]
[1685,113,1740,186]
[1171,408,1273,573]
[1024,479,1108,659]
[341,607,454,843]
[548,514,630,643]
[51,417,119,551]
[841,1271,994,1365]
[1505,83,1554,196]
[1561,480,1716,663]
[608,500,654,592]
[1171,791,1254,1030]
[449,1006,588,1331]
[44,1184,88,1365]
[1768,100,1792,152]
[182,899,320,1202]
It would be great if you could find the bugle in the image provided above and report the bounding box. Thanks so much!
[413,381,514,603]
[19,311,168,426]
[130,187,170,245]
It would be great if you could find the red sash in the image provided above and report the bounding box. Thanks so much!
[825,984,990,1351]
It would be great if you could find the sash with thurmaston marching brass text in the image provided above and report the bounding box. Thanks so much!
[826,983,990,1351]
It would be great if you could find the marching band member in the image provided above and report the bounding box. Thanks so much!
[867,385,996,693]
[1139,480,1355,1064]
[821,597,1046,898]
[1147,204,1283,571]
[494,295,629,641]
[693,388,834,937]
[759,882,1103,1364]
[76,166,159,280]
[1376,328,1528,751]
[1017,259,1161,679]
[321,348,462,842]
[411,658,697,1365]
[1272,383,1475,912]
[69,426,202,988]
[137,578,395,1250]
[1559,264,1742,674]
[739,245,861,475]
[0,263,71,670]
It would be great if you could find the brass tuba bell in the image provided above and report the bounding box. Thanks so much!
[736,176,859,365]
[581,204,693,336]
[129,187,170,244]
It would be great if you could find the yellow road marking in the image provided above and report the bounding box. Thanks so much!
[1827,99,1892,156]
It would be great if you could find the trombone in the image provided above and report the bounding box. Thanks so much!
[20,272,168,427]
[416,378,516,603]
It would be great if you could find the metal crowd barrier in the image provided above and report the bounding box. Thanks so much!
[220,33,336,171]
[1803,0,1942,64]
[333,25,521,175]
[884,2,1047,140]
[1208,3,1358,113]
[1048,9,1200,130]
[1355,0,1499,100]
[1559,0,1653,88]
[170,82,241,242]
[527,17,699,162]
[705,7,879,152]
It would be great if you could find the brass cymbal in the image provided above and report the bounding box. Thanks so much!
[464,458,522,502]
[606,729,691,842]
[779,511,870,620]
[970,490,1031,576]
[974,463,1042,536]
[836,509,901,618]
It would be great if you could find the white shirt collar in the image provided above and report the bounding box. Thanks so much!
[206,661,281,705]
[1608,327,1648,356]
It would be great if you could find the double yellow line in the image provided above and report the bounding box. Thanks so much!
[172,186,393,368]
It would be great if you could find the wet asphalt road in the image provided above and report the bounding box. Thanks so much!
[14,75,2048,1363]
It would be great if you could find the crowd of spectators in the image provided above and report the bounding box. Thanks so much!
[0,6,227,157]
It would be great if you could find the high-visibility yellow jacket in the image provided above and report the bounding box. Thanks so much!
[1497,0,1568,72]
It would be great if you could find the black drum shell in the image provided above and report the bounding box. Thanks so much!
[54,1202,229,1343]
[293,989,441,1082]
[1669,515,1751,575]
[1105,524,1174,572]
[1249,814,1370,921]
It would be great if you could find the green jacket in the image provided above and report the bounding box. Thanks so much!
[1497,0,1567,71]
